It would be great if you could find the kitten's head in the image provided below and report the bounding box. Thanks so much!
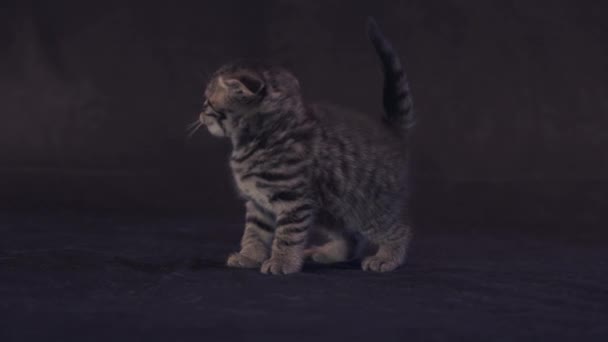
[199,62,301,137]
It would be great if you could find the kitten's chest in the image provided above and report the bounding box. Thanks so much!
[231,165,272,208]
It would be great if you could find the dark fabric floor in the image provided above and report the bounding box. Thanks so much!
[1,212,607,341]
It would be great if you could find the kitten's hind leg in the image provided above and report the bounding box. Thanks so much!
[305,234,349,264]
[361,222,412,273]
[305,229,365,264]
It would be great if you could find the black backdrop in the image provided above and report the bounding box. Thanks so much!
[1,0,606,233]
[2,2,608,341]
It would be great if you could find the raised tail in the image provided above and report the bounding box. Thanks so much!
[367,17,415,133]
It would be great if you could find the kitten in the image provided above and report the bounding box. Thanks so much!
[197,18,415,274]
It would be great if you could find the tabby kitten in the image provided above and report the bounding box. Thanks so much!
[197,18,415,274]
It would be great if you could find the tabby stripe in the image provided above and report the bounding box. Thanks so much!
[233,129,275,163]
[269,191,303,203]
[255,180,308,191]
[236,131,257,147]
[386,223,407,242]
[235,112,272,147]
[399,101,413,113]
[276,212,312,227]
[245,154,279,171]
[243,169,304,182]
[395,90,409,102]
[276,237,306,247]
[246,216,274,232]
[248,159,305,176]
[271,129,314,146]
[232,147,259,163]
[252,129,275,149]
[286,203,314,214]
[281,157,306,167]
[263,157,306,170]
[276,204,313,223]
[250,201,275,220]
[282,224,310,234]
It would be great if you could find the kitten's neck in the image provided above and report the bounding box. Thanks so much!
[230,107,308,149]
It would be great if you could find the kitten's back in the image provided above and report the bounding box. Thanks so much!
[309,103,406,152]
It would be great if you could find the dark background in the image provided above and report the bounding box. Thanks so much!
[1,1,607,341]
[1,0,606,230]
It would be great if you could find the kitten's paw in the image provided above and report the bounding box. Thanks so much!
[226,252,263,269]
[361,256,401,273]
[260,257,302,275]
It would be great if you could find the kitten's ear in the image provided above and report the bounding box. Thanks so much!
[220,74,264,96]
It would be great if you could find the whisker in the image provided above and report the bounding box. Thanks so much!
[186,119,201,131]
[187,121,199,132]
[187,121,203,138]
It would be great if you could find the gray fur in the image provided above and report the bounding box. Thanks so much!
[198,18,414,274]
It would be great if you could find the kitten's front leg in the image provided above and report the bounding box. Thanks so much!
[261,199,315,275]
[227,201,274,268]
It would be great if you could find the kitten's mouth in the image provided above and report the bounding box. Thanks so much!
[205,100,228,121]
[199,112,219,126]
[198,112,207,124]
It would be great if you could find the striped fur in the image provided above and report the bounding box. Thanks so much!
[367,17,415,133]
[200,18,414,274]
